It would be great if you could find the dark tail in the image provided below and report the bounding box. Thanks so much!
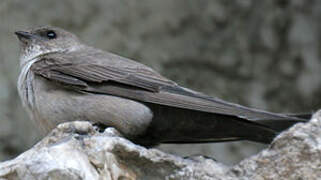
[253,112,311,132]
[133,104,309,146]
[285,112,313,120]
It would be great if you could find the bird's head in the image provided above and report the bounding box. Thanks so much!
[15,26,82,66]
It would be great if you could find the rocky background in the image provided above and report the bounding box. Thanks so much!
[0,0,320,165]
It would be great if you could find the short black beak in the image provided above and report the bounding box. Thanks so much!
[15,31,33,40]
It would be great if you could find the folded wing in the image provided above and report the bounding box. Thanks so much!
[31,52,306,123]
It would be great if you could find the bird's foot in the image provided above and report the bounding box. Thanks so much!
[56,121,96,136]
[37,121,97,147]
[92,123,124,137]
[92,122,108,133]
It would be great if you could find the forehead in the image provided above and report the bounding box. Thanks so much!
[30,26,66,34]
[20,26,80,43]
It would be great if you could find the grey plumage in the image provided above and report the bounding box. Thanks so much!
[15,26,309,146]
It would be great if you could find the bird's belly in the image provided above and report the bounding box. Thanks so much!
[33,78,153,137]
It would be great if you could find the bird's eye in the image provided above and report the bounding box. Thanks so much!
[46,31,56,39]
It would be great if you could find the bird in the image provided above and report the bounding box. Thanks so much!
[15,26,309,147]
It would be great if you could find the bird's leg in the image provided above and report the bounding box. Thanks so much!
[92,122,108,133]
[55,121,96,136]
[92,122,124,137]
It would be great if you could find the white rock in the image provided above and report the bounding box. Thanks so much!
[1,111,321,180]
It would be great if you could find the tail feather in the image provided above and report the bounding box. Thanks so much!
[134,103,310,146]
[255,118,306,132]
[254,112,310,132]
[285,113,312,120]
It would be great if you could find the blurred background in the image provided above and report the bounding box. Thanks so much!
[0,0,320,165]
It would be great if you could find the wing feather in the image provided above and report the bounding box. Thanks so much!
[30,52,299,121]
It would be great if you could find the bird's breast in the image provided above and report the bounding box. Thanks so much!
[19,70,154,136]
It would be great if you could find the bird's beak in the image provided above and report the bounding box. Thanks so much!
[15,31,34,42]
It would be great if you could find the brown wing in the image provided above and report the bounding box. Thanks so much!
[30,52,296,121]
[31,53,176,92]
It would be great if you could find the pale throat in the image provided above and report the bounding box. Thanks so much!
[17,56,38,110]
[19,44,42,67]
[17,44,82,109]
[17,43,52,111]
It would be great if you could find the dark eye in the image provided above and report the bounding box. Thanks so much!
[46,31,56,39]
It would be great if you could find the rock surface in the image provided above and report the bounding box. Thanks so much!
[1,111,320,180]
